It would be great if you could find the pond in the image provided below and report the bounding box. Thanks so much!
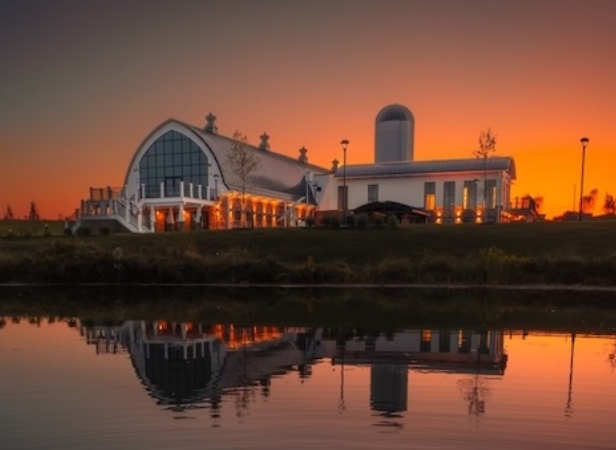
[1,287,616,449]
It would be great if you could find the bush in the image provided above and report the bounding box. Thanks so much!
[387,215,399,229]
[44,225,51,238]
[305,216,316,227]
[356,213,369,229]
[371,213,385,227]
[345,214,356,227]
[322,215,340,229]
[100,227,111,236]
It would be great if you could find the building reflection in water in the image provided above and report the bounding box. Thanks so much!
[329,328,507,426]
[76,321,508,423]
[79,321,327,417]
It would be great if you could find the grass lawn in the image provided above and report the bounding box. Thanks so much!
[1,220,615,263]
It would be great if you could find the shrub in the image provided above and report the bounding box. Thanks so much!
[345,214,356,227]
[305,216,316,227]
[372,257,415,282]
[387,215,399,229]
[322,215,340,229]
[371,213,385,226]
[44,225,51,238]
[355,213,369,229]
[100,227,111,236]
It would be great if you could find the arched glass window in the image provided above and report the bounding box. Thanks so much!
[139,131,208,198]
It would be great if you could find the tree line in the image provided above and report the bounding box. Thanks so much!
[3,202,41,220]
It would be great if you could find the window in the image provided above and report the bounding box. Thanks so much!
[463,180,478,209]
[420,330,431,352]
[424,182,435,210]
[484,179,497,208]
[139,131,209,199]
[443,181,455,209]
[368,184,379,203]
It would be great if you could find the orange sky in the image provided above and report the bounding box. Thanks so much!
[1,0,614,220]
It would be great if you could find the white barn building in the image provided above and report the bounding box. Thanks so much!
[72,105,521,233]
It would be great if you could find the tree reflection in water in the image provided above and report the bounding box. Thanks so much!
[457,332,491,423]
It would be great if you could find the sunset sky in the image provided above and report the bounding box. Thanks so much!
[1,0,614,220]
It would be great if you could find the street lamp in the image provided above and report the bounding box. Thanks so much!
[578,137,589,221]
[340,139,349,226]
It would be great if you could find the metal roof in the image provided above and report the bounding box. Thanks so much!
[336,157,516,180]
[183,123,330,202]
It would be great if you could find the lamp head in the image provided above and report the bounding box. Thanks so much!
[340,139,349,151]
[580,137,589,146]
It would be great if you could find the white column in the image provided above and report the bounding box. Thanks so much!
[198,184,203,199]
[137,208,143,232]
[141,183,145,200]
[196,207,202,230]
[189,183,194,198]
[179,181,185,198]
[149,208,155,231]
[177,205,184,231]
[160,182,165,198]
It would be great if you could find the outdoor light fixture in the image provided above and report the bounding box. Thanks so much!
[578,137,589,221]
[340,139,349,225]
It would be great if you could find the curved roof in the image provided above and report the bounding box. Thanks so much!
[183,123,329,201]
[376,104,414,123]
[337,157,516,180]
[126,119,330,203]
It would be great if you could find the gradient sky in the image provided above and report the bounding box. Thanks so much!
[1,0,614,219]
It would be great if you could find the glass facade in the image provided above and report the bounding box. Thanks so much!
[139,131,208,199]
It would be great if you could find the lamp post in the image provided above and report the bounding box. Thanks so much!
[340,139,349,226]
[578,137,589,221]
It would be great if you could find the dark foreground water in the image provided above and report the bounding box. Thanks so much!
[2,312,616,449]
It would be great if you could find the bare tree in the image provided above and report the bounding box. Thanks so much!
[3,204,14,220]
[533,196,544,214]
[603,193,616,215]
[473,128,497,160]
[28,201,40,221]
[473,129,497,220]
[581,188,598,215]
[227,131,260,228]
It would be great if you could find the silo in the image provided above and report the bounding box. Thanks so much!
[375,104,414,163]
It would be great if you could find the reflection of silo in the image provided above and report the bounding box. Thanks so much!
[370,364,408,413]
[375,104,414,163]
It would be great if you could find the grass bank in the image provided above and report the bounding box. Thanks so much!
[1,221,616,286]
[2,286,616,332]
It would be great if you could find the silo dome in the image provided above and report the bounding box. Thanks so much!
[375,104,414,163]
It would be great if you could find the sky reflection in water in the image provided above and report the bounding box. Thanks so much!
[1,317,616,450]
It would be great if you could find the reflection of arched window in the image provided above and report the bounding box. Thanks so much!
[139,131,208,199]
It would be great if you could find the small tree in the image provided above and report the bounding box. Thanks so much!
[226,131,260,228]
[3,204,14,220]
[28,201,40,221]
[473,128,497,219]
[473,128,497,161]
[603,193,616,215]
[582,188,598,215]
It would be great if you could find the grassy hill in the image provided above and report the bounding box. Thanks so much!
[1,221,615,285]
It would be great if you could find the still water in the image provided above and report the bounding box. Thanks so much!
[1,317,616,449]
